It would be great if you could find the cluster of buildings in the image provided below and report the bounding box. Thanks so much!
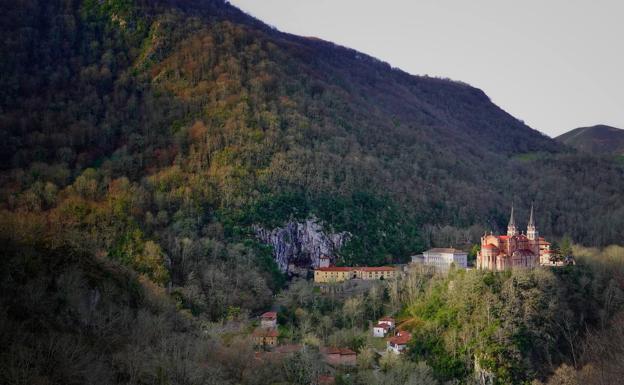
[252,312,279,347]
[409,206,569,271]
[314,205,566,284]
[371,316,412,354]
[253,311,358,369]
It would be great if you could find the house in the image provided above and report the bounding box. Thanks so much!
[421,248,468,269]
[318,375,335,385]
[373,316,395,337]
[322,347,357,366]
[252,328,279,348]
[319,255,331,268]
[378,316,395,329]
[314,266,400,283]
[387,331,412,354]
[373,322,390,337]
[260,311,277,329]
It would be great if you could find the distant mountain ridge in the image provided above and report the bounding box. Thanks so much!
[556,125,624,156]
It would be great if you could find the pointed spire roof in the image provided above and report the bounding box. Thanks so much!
[508,204,516,227]
[528,203,535,227]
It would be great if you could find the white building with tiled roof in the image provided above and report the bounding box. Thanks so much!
[420,248,468,269]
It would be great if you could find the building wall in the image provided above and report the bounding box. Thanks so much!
[261,319,277,329]
[423,251,467,269]
[314,270,353,283]
[373,327,387,337]
[477,235,541,271]
[314,268,398,283]
[254,336,277,347]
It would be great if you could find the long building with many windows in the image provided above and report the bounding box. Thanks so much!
[314,266,400,283]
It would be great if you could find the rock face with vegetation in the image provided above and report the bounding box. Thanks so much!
[254,218,350,272]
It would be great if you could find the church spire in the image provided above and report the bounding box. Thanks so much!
[507,204,518,237]
[527,203,538,240]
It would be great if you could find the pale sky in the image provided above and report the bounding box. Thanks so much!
[229,0,624,137]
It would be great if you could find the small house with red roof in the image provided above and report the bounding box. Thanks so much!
[260,311,277,329]
[373,322,390,337]
[378,316,395,329]
[373,316,396,337]
[322,347,357,366]
[387,331,412,354]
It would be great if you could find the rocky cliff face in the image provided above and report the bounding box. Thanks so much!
[254,218,350,273]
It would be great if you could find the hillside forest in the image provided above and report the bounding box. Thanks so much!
[1,1,624,384]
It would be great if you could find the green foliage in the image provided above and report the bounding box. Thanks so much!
[399,262,624,385]
[1,1,624,383]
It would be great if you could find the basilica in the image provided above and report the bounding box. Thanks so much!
[477,205,552,270]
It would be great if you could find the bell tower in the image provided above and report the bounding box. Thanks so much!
[507,204,518,237]
[527,204,538,241]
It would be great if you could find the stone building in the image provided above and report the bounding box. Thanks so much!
[314,266,399,283]
[477,205,551,270]
[419,248,468,269]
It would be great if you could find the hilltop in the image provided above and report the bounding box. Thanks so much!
[556,124,624,156]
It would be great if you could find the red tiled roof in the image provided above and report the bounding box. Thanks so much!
[482,244,498,250]
[323,347,356,355]
[316,266,397,272]
[375,323,390,330]
[316,266,354,272]
[498,235,509,240]
[389,332,412,346]
[356,266,397,272]
[261,311,277,320]
[319,375,335,385]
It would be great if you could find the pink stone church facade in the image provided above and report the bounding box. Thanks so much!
[477,205,552,270]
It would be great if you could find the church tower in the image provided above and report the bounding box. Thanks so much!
[507,204,518,237]
[527,204,538,241]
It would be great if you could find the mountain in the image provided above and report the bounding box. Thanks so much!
[1,0,623,293]
[2,1,624,384]
[2,0,623,256]
[556,125,624,156]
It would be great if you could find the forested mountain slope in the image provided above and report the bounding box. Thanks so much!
[2,2,624,384]
[556,125,624,156]
[1,0,623,293]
